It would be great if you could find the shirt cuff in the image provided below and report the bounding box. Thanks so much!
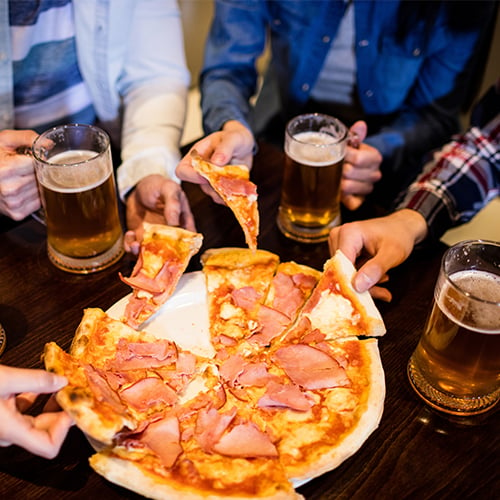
[116,146,181,201]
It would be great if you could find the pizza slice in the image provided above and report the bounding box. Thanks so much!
[191,150,259,250]
[120,223,203,328]
[44,308,203,445]
[200,247,280,349]
[285,250,386,342]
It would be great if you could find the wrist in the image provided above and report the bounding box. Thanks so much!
[393,209,428,245]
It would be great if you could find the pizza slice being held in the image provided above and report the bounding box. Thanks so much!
[191,150,259,250]
[201,247,280,349]
[286,250,386,342]
[120,223,203,328]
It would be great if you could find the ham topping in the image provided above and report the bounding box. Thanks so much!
[119,377,177,411]
[213,422,278,458]
[271,272,305,319]
[84,365,127,414]
[140,416,182,468]
[258,380,314,412]
[231,286,261,311]
[108,339,177,371]
[194,407,237,453]
[219,355,277,387]
[273,344,350,390]
[217,176,256,198]
[250,305,290,346]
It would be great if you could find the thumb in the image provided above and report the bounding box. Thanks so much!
[349,121,367,143]
[0,366,67,396]
[352,258,386,293]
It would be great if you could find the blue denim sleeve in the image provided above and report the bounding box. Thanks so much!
[200,0,268,134]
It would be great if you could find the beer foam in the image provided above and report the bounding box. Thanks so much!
[441,270,500,333]
[288,131,344,166]
[41,150,109,192]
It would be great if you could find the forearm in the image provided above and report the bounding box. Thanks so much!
[117,80,188,199]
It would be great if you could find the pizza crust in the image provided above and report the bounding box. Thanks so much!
[287,338,385,484]
[90,453,303,500]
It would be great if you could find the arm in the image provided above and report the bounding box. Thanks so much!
[329,111,499,300]
[398,112,500,242]
[361,3,493,192]
[200,0,268,135]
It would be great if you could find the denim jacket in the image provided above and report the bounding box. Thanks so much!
[201,0,491,196]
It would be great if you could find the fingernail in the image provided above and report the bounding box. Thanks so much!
[354,272,374,293]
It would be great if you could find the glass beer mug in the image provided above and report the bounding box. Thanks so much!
[32,124,124,274]
[408,240,500,416]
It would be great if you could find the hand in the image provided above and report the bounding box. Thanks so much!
[176,120,255,204]
[0,365,72,458]
[124,174,196,254]
[0,130,41,220]
[328,209,428,301]
[341,121,382,210]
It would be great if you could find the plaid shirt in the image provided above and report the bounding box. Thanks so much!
[398,104,499,242]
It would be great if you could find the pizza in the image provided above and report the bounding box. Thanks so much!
[44,247,386,500]
[191,150,259,250]
[119,223,203,328]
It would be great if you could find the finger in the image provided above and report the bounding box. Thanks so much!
[10,412,73,459]
[328,224,365,264]
[15,392,38,413]
[0,130,38,150]
[369,285,393,303]
[178,191,197,232]
[123,230,141,255]
[349,121,367,143]
[0,366,67,396]
[341,193,365,211]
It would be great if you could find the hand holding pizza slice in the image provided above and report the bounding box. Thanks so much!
[191,150,259,250]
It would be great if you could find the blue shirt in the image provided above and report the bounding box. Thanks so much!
[201,0,490,193]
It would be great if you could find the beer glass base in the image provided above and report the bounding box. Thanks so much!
[277,213,341,244]
[407,354,499,416]
[48,236,124,274]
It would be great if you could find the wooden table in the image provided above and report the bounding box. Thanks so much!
[0,141,498,499]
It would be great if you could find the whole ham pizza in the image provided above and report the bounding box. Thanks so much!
[44,240,386,500]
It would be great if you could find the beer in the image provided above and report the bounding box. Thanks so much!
[281,131,343,226]
[278,119,347,243]
[409,268,500,414]
[39,150,123,259]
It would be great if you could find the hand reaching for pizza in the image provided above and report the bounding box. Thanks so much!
[328,209,429,302]
[176,120,255,204]
[0,365,73,458]
[124,174,196,254]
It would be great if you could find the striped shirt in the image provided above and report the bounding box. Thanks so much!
[9,0,95,133]
[398,88,499,242]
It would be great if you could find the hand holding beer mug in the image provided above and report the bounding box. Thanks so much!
[408,240,500,416]
[32,124,124,274]
[277,113,348,243]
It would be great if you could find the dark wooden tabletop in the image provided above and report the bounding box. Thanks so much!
[0,141,498,499]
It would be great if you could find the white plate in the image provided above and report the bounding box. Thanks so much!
[107,271,215,358]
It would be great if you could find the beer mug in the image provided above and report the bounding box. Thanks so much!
[32,124,124,274]
[408,240,500,416]
[277,113,348,243]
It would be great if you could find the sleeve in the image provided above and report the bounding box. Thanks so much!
[396,114,500,242]
[116,0,190,199]
[364,4,495,195]
[200,0,268,134]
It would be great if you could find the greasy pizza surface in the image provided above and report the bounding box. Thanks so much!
[119,223,203,329]
[44,247,386,500]
[191,151,259,250]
